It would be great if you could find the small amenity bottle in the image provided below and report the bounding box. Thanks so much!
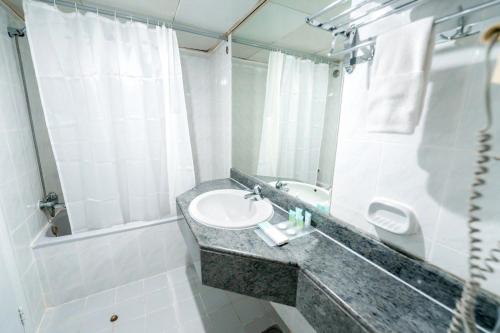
[288,209,296,225]
[304,211,311,228]
[295,207,304,229]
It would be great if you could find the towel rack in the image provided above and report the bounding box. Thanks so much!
[306,0,500,73]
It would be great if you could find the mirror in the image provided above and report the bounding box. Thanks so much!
[231,1,345,209]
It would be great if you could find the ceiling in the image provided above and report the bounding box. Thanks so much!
[232,0,346,63]
[5,0,344,58]
[5,0,259,50]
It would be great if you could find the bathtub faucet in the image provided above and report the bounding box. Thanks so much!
[275,180,289,192]
[39,192,65,218]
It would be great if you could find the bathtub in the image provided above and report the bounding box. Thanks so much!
[32,211,190,306]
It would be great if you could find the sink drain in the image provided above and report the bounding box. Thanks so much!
[110,314,118,322]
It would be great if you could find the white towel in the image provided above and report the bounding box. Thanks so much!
[366,17,435,134]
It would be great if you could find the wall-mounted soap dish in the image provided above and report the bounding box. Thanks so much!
[366,198,418,235]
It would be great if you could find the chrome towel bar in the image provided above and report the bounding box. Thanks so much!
[309,0,500,73]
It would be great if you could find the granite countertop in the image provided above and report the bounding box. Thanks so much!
[176,179,460,333]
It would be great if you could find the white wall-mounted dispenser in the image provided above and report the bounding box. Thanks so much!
[366,198,418,235]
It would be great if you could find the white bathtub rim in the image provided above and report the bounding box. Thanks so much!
[31,215,183,249]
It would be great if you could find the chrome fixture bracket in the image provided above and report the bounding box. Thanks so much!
[39,192,65,218]
[275,180,289,192]
[308,0,500,74]
[244,185,264,201]
[7,27,25,38]
[342,28,374,74]
[439,6,479,41]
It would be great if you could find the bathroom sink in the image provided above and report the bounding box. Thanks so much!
[268,181,330,207]
[188,189,274,229]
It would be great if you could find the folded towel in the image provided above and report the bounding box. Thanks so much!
[366,17,435,134]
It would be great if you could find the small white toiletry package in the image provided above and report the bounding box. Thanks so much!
[366,198,418,235]
[257,222,289,246]
[277,222,289,230]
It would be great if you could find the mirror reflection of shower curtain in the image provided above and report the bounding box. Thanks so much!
[257,51,329,184]
[24,0,195,233]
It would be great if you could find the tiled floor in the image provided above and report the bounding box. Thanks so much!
[37,265,290,333]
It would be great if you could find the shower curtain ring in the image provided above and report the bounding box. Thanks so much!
[114,11,117,21]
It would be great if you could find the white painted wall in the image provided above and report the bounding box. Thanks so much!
[0,7,47,331]
[331,1,500,296]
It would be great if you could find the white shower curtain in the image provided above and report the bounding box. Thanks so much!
[257,52,330,184]
[24,0,195,233]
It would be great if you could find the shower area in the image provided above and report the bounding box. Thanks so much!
[0,0,233,330]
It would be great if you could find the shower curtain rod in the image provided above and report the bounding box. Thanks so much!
[12,0,335,65]
[232,37,338,64]
[32,0,227,41]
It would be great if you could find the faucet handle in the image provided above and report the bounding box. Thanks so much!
[253,185,262,196]
[44,192,58,203]
[244,185,264,200]
[253,185,264,200]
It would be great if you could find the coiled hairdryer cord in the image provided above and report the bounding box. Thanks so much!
[447,31,500,333]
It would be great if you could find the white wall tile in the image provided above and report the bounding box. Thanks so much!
[111,233,144,286]
[11,223,32,276]
[78,238,116,295]
[139,226,168,277]
[0,18,47,331]
[374,145,453,249]
[331,139,382,220]
[429,244,468,280]
[42,246,82,288]
[331,8,500,296]
[34,221,189,306]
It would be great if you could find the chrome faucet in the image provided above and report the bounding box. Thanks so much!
[244,185,264,201]
[275,180,289,192]
[39,192,65,218]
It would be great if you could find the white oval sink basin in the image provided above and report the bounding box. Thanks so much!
[188,189,274,229]
[268,181,330,207]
